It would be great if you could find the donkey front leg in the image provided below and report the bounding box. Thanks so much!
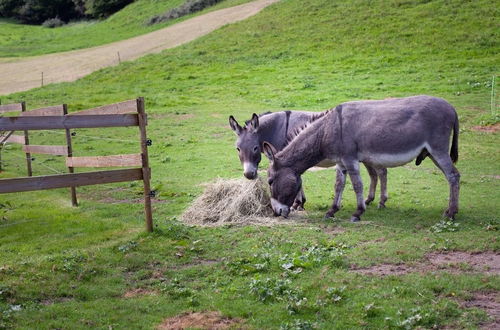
[292,186,306,211]
[325,165,346,218]
[346,162,366,222]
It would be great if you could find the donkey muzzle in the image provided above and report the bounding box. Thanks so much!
[243,162,258,180]
[271,198,290,218]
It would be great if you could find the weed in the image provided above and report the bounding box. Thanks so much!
[280,319,317,330]
[482,219,499,231]
[61,254,87,273]
[226,253,271,275]
[160,277,195,299]
[325,286,345,304]
[249,277,293,303]
[157,217,191,239]
[117,241,138,253]
[0,285,14,302]
[281,241,349,273]
[0,201,13,221]
[430,220,460,233]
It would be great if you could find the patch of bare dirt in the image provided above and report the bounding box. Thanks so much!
[462,292,500,330]
[352,263,414,276]
[427,251,500,274]
[177,114,195,121]
[351,251,500,276]
[318,224,345,236]
[123,288,158,298]
[41,297,74,305]
[471,123,500,133]
[170,258,220,270]
[157,311,243,330]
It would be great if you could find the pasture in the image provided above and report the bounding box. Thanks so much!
[0,0,499,328]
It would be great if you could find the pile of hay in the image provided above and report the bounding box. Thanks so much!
[181,177,282,226]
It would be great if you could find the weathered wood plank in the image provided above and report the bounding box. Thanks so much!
[21,105,64,117]
[23,145,68,156]
[69,100,137,116]
[4,134,25,144]
[0,103,23,113]
[0,114,139,130]
[137,97,153,232]
[66,154,142,168]
[0,168,143,193]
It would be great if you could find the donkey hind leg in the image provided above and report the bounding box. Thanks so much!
[377,168,388,208]
[346,162,366,222]
[428,152,460,219]
[364,164,378,206]
[292,187,306,211]
[325,165,346,218]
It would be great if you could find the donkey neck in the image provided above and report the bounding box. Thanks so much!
[258,112,291,150]
[277,117,328,175]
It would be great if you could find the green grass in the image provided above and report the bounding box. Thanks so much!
[1,0,499,328]
[0,0,253,58]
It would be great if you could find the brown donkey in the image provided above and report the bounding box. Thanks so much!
[263,95,460,221]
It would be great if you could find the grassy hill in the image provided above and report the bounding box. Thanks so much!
[0,0,253,58]
[0,0,499,328]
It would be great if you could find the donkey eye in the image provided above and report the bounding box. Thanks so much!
[236,147,240,152]
[268,178,273,185]
[253,146,259,153]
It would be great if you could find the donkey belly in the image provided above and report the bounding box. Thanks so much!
[359,143,427,168]
[315,159,336,168]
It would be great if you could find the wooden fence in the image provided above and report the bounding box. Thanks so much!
[0,98,153,232]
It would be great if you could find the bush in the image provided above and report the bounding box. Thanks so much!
[0,0,23,18]
[17,0,80,24]
[42,16,64,28]
[84,0,133,19]
[0,0,133,24]
[148,0,224,25]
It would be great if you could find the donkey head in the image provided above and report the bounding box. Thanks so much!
[229,113,262,180]
[263,142,302,218]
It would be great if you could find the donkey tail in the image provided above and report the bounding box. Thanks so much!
[450,112,459,163]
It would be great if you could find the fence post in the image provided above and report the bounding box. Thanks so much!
[21,102,33,176]
[63,104,78,206]
[136,97,153,232]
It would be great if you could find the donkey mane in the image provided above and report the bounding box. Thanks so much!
[244,111,273,127]
[285,109,331,145]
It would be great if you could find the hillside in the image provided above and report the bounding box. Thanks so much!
[0,0,253,57]
[0,0,499,328]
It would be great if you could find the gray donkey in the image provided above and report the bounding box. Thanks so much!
[229,111,389,210]
[262,95,460,221]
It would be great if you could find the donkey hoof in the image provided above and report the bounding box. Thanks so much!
[350,216,361,222]
[325,207,339,218]
[443,209,457,220]
[365,198,374,206]
[377,203,386,209]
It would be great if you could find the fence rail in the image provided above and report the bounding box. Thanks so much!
[0,97,154,232]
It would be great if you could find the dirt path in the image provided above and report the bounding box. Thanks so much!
[0,0,279,96]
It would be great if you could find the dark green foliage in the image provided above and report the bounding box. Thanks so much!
[84,0,133,19]
[0,0,22,17]
[0,0,133,24]
[148,0,223,25]
[7,0,80,24]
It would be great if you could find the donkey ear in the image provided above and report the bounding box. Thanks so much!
[229,115,243,135]
[249,113,259,132]
[262,141,277,162]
